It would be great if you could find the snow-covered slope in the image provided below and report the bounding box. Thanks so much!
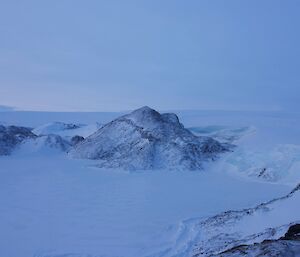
[0,123,74,156]
[159,184,300,257]
[225,144,300,184]
[71,106,230,170]
[189,122,300,184]
[33,122,82,135]
[16,134,71,155]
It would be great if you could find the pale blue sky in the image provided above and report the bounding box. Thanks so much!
[0,0,299,111]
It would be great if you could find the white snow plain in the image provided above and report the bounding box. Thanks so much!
[0,110,299,257]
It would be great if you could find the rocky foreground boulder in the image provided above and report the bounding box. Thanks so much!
[70,106,230,170]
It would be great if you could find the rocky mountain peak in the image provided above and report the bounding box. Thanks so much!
[71,107,230,170]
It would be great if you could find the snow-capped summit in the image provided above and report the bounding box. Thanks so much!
[125,106,182,130]
[71,107,230,170]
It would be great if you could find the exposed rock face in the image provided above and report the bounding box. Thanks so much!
[71,106,230,170]
[219,237,300,257]
[219,224,300,257]
[0,125,37,155]
[281,224,300,241]
[70,135,85,146]
[39,134,71,151]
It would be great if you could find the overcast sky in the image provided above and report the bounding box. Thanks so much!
[0,0,299,112]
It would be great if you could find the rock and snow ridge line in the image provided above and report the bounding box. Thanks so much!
[156,183,300,257]
[71,106,232,170]
[0,123,85,155]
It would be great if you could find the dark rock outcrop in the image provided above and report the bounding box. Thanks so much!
[0,125,37,155]
[40,134,71,151]
[281,224,300,241]
[70,135,85,146]
[219,224,300,256]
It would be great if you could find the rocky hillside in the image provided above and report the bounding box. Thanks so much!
[71,106,230,170]
[0,125,37,155]
[190,184,300,257]
[0,124,74,155]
